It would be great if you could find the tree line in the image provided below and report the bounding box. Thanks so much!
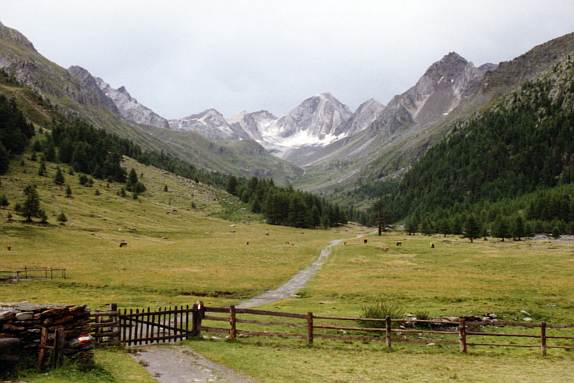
[226,176,347,228]
[0,94,35,174]
[378,57,574,236]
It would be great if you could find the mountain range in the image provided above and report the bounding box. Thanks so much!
[1,20,574,206]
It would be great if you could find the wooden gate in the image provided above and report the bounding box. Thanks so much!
[118,304,203,346]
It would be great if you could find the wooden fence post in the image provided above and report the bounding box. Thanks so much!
[229,305,237,341]
[458,318,467,353]
[306,312,314,346]
[385,316,392,350]
[541,321,547,357]
[108,303,120,345]
[37,326,48,371]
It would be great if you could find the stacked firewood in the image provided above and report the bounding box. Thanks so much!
[0,303,93,372]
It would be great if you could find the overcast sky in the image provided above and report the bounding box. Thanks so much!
[2,0,574,118]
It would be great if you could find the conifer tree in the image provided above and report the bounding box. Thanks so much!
[53,167,65,185]
[0,194,8,208]
[512,215,526,241]
[38,160,47,176]
[57,212,67,223]
[463,215,481,243]
[19,185,41,223]
[492,217,510,241]
[65,184,72,198]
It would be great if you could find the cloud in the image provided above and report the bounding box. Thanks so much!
[2,0,574,117]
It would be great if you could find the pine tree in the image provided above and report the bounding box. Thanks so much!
[0,194,8,208]
[512,215,526,241]
[57,212,68,224]
[373,199,385,236]
[463,215,481,243]
[38,160,47,176]
[552,226,561,239]
[38,209,48,224]
[53,167,65,185]
[65,184,72,198]
[19,185,41,223]
[163,184,168,192]
[492,217,510,241]
[226,176,238,195]
[0,142,8,174]
[438,219,450,237]
[405,217,419,235]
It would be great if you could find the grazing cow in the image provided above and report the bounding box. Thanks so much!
[246,241,250,246]
[7,246,11,251]
[119,241,128,248]
[364,239,368,244]
[430,243,435,249]
[396,241,402,247]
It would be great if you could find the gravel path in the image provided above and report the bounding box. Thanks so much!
[237,239,342,308]
[133,237,347,383]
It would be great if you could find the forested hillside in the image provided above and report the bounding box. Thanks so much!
[391,57,574,236]
[0,77,348,229]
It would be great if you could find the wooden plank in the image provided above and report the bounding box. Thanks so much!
[306,312,314,346]
[546,335,574,340]
[391,329,459,335]
[204,306,230,313]
[202,326,230,334]
[37,327,48,371]
[466,331,540,338]
[145,307,150,345]
[92,331,121,337]
[467,343,539,348]
[238,330,306,338]
[180,305,185,341]
[541,321,547,357]
[234,308,307,319]
[314,324,386,332]
[230,306,237,341]
[203,315,229,322]
[547,345,574,350]
[173,305,178,343]
[385,316,392,350]
[128,309,133,346]
[459,318,467,353]
[185,305,190,339]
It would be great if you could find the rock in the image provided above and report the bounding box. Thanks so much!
[14,312,33,321]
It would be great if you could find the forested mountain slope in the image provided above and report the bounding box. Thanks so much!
[0,22,301,183]
[392,57,574,235]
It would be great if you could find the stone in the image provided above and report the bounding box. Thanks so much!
[15,312,33,321]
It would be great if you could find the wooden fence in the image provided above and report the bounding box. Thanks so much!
[88,304,574,356]
[0,267,67,282]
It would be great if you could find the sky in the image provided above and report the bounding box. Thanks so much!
[2,0,574,118]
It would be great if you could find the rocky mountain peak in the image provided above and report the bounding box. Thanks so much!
[0,22,36,51]
[168,108,249,140]
[95,76,169,129]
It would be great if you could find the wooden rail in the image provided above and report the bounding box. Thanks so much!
[199,306,573,356]
[88,304,574,356]
[0,267,67,282]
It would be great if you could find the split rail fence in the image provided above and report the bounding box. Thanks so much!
[0,267,67,282]
[88,304,574,356]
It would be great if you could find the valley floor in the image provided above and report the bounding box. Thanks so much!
[2,157,573,382]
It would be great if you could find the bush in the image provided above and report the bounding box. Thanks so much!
[358,300,405,328]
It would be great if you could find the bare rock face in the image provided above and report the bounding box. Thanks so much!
[169,109,249,140]
[334,98,385,137]
[68,66,120,114]
[228,110,277,142]
[96,77,169,129]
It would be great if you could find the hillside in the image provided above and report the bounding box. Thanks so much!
[0,22,302,184]
[391,57,574,235]
[297,32,574,201]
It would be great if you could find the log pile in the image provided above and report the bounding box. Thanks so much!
[0,303,94,372]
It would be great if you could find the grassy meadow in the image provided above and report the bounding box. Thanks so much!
[2,154,574,382]
[190,232,574,382]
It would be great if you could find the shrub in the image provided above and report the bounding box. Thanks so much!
[358,300,405,328]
